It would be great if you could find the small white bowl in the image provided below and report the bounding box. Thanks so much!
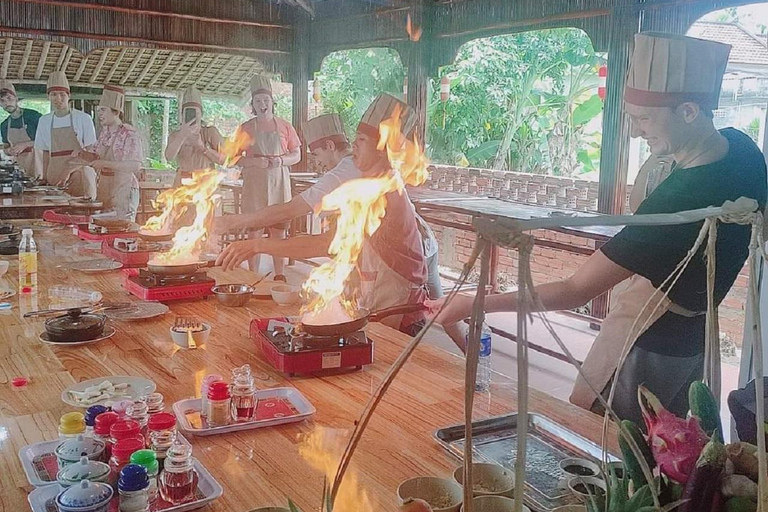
[567,476,607,502]
[397,476,463,512]
[453,463,514,497]
[270,284,299,306]
[559,458,601,479]
[0,260,9,277]
[169,323,211,348]
[461,496,530,512]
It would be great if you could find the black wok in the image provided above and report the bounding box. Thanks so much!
[44,310,107,342]
[147,260,215,276]
[299,304,426,336]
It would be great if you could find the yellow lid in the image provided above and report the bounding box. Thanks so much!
[59,411,86,434]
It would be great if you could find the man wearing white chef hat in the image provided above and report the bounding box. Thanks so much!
[0,79,43,178]
[428,32,767,423]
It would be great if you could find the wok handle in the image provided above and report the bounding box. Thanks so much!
[368,304,427,323]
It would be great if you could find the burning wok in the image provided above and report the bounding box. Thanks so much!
[299,304,426,337]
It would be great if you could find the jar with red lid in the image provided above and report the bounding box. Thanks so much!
[147,412,176,438]
[110,419,145,447]
[204,381,230,427]
[93,411,120,460]
[109,437,144,486]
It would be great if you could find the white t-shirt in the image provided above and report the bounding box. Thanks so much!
[34,109,97,151]
[299,156,361,210]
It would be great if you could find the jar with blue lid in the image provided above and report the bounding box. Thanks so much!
[118,464,150,512]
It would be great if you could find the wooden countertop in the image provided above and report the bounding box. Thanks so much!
[0,226,617,512]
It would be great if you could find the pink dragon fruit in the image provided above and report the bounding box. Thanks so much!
[638,385,709,484]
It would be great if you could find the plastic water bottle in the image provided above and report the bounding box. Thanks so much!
[48,285,101,307]
[472,323,493,392]
[18,228,37,294]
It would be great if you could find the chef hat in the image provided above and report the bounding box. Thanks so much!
[0,80,16,96]
[250,75,273,97]
[304,114,348,151]
[47,71,70,94]
[358,93,417,140]
[625,32,731,111]
[181,86,203,110]
[99,85,125,113]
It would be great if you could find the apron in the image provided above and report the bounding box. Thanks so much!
[241,119,291,219]
[174,127,217,187]
[7,110,36,178]
[48,113,96,199]
[96,127,140,221]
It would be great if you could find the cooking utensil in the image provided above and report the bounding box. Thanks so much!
[137,228,175,242]
[173,316,204,348]
[211,284,254,307]
[44,309,107,342]
[250,271,272,287]
[299,303,426,337]
[147,260,215,276]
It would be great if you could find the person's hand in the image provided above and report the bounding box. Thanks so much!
[6,141,31,156]
[215,239,261,271]
[400,499,433,512]
[425,293,475,326]
[240,156,269,170]
[90,160,107,171]
[178,119,200,138]
[211,216,239,237]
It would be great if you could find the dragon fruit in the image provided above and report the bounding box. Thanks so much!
[638,385,709,484]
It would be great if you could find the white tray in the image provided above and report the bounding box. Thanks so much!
[27,458,222,512]
[172,387,315,437]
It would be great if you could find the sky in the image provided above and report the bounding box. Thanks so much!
[703,4,768,35]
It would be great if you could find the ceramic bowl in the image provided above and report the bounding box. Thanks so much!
[460,496,531,512]
[568,476,607,502]
[453,463,515,498]
[55,435,106,468]
[270,284,300,306]
[57,456,111,488]
[169,322,211,348]
[559,458,601,479]
[56,479,114,512]
[397,476,463,512]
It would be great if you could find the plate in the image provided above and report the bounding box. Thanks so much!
[66,259,124,272]
[39,326,116,347]
[0,288,16,300]
[60,374,156,408]
[105,301,169,321]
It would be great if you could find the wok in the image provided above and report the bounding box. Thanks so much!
[147,259,215,276]
[138,228,175,242]
[300,303,426,337]
[44,309,107,342]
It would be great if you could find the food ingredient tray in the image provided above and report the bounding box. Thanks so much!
[27,458,222,512]
[173,387,315,436]
[434,413,619,512]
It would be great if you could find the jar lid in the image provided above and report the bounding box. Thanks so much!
[93,411,120,435]
[59,411,85,433]
[118,464,149,492]
[112,438,144,460]
[147,412,176,431]
[56,456,111,486]
[130,449,159,472]
[111,398,134,417]
[56,479,114,509]
[207,381,230,400]
[110,419,140,440]
[55,434,106,462]
[84,405,108,426]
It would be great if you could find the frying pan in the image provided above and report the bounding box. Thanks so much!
[147,259,215,276]
[299,303,426,336]
[138,228,175,242]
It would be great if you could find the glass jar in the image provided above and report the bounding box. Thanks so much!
[199,374,223,420]
[149,429,176,471]
[126,400,149,439]
[109,438,144,486]
[93,411,120,461]
[204,381,230,427]
[158,442,198,505]
[144,393,165,415]
[84,405,108,436]
[230,372,256,423]
[118,463,150,512]
[59,411,86,438]
[147,412,176,439]
[111,399,134,419]
[130,449,159,502]
[110,419,145,447]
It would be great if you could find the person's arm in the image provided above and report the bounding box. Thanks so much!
[33,149,43,179]
[0,119,7,144]
[165,122,196,162]
[278,122,302,167]
[80,113,98,148]
[34,118,50,181]
[26,109,40,141]
[214,196,312,234]
[92,159,141,174]
[216,229,333,271]
[203,127,226,165]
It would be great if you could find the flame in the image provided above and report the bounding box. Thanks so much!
[406,14,422,42]
[299,427,372,512]
[300,105,428,322]
[221,126,253,168]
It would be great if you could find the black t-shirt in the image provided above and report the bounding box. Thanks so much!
[0,108,42,143]
[601,128,767,355]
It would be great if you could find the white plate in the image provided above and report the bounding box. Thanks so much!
[27,458,221,512]
[105,301,169,321]
[39,326,116,347]
[60,374,156,408]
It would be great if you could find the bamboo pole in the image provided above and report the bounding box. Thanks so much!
[135,52,158,86]
[89,49,110,83]
[17,39,32,79]
[54,44,68,72]
[73,55,88,81]
[120,48,145,85]
[2,38,12,78]
[104,47,129,83]
[60,47,72,72]
[34,41,50,79]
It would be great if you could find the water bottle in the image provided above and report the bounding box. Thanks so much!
[48,285,101,308]
[472,323,492,392]
[18,228,37,294]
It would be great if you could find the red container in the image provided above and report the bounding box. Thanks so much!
[110,419,145,446]
[207,382,230,400]
[93,411,120,460]
[109,437,145,485]
[147,412,177,436]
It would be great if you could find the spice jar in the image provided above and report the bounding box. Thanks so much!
[111,419,145,447]
[130,449,159,502]
[119,463,150,512]
[205,381,230,427]
[110,438,144,486]
[158,442,198,505]
[199,374,223,420]
[93,411,120,460]
[84,405,108,436]
[144,392,165,415]
[149,429,176,471]
[230,372,257,423]
[59,411,86,438]
[126,400,149,439]
[111,399,135,419]
[147,411,176,438]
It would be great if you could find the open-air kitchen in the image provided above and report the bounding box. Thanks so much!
[4,1,768,512]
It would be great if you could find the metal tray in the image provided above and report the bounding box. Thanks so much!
[434,413,618,512]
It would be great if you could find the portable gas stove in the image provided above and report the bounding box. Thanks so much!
[43,209,91,225]
[250,317,374,376]
[122,268,215,301]
[102,238,162,267]
[76,223,138,243]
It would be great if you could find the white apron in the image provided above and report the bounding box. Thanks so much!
[47,114,96,199]
[241,119,290,219]
[96,127,139,221]
[7,110,36,177]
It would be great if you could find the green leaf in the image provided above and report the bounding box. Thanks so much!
[572,94,604,127]
[466,140,502,164]
[287,498,303,512]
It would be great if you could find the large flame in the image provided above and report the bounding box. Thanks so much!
[406,13,423,42]
[300,105,428,322]
[299,427,372,512]
[221,125,253,168]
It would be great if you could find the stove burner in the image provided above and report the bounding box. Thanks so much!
[268,330,368,354]
[136,269,211,287]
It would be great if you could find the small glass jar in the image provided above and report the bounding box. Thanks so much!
[149,429,176,471]
[158,442,198,505]
[84,405,108,436]
[111,399,135,419]
[144,393,165,415]
[109,438,144,486]
[147,412,176,439]
[93,411,120,461]
[230,372,257,423]
[126,400,149,440]
[59,411,86,438]
[205,381,230,427]
[199,374,223,420]
[118,463,150,512]
[110,419,145,448]
[130,449,159,502]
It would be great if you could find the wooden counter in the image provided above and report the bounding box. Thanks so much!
[0,225,617,512]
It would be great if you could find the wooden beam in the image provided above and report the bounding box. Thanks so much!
[54,44,67,71]
[89,49,110,83]
[150,53,178,88]
[120,48,145,85]
[161,53,192,88]
[1,38,13,79]
[11,0,292,30]
[73,54,88,81]
[34,41,50,79]
[17,40,32,80]
[135,52,158,86]
[60,47,73,72]
[104,47,129,83]
[180,53,207,88]
[217,57,245,95]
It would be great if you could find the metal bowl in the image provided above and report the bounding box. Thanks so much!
[211,284,254,307]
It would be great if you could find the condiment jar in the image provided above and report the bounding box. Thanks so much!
[111,399,134,419]
[204,381,230,427]
[118,464,150,512]
[149,429,176,471]
[93,411,120,460]
[200,374,223,420]
[158,442,198,505]
[55,434,106,468]
[111,419,145,447]
[130,449,159,502]
[84,405,108,436]
[56,479,114,512]
[125,400,149,439]
[56,456,111,488]
[230,372,257,423]
[147,411,176,438]
[59,411,86,438]
[144,392,165,415]
[110,438,144,486]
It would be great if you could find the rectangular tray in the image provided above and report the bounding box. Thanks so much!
[27,458,222,512]
[434,413,618,512]
[172,387,315,437]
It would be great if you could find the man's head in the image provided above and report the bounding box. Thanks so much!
[625,102,714,156]
[47,71,71,114]
[0,80,17,114]
[97,85,124,125]
[250,75,274,119]
[305,114,350,171]
[181,86,203,126]
[353,93,417,173]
